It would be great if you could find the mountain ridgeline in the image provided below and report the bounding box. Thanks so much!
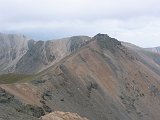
[146,46,160,54]
[0,34,90,74]
[0,33,160,120]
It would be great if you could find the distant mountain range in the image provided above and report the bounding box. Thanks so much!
[0,33,90,74]
[0,33,160,120]
[146,46,160,54]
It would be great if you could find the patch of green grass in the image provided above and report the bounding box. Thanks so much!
[0,74,34,84]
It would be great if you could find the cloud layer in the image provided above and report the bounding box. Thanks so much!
[0,0,160,47]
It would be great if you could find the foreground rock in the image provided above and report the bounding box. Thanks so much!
[41,111,88,120]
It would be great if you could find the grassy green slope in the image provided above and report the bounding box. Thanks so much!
[0,74,33,84]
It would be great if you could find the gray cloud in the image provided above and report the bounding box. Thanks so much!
[0,0,160,47]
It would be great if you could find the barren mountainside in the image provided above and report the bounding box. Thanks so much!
[0,33,90,74]
[0,33,29,73]
[0,33,160,120]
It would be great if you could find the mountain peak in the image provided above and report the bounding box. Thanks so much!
[93,33,110,39]
[93,33,121,52]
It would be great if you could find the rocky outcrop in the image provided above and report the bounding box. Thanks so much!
[0,87,14,103]
[93,33,121,52]
[0,87,44,120]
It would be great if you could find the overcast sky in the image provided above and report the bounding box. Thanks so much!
[0,0,160,47]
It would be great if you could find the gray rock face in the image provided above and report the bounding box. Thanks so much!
[0,33,91,74]
[0,33,29,73]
